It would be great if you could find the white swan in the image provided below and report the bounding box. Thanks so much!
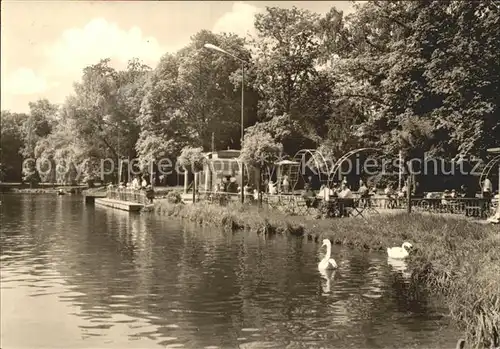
[387,242,413,259]
[318,239,338,270]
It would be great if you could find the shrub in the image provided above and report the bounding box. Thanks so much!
[166,191,182,204]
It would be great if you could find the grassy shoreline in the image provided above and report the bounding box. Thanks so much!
[153,200,499,349]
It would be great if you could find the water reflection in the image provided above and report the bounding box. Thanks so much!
[319,269,336,294]
[1,194,458,349]
[387,257,412,280]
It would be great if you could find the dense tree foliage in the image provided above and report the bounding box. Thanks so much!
[1,1,498,188]
[0,111,27,181]
[177,146,205,173]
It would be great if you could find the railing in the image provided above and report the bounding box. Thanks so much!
[196,191,246,205]
[106,188,151,205]
[192,190,498,219]
[410,197,496,218]
[339,196,497,216]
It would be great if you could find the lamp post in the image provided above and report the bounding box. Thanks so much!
[487,147,500,223]
[204,43,246,204]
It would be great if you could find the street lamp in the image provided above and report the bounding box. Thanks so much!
[487,147,500,223]
[204,43,247,204]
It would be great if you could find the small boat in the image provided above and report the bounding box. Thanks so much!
[57,189,66,196]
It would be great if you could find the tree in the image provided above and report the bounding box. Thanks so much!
[62,58,150,182]
[20,99,57,158]
[34,116,91,185]
[177,30,256,150]
[137,30,257,166]
[177,146,206,174]
[136,54,192,165]
[243,114,308,157]
[178,146,206,202]
[332,1,500,161]
[420,1,500,157]
[239,131,283,195]
[0,111,27,182]
[19,99,58,186]
[248,6,348,155]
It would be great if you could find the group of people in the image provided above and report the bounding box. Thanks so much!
[110,175,150,190]
[263,175,290,195]
[300,177,353,204]
[213,176,239,194]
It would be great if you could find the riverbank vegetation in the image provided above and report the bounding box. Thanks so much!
[153,200,499,348]
[1,1,499,191]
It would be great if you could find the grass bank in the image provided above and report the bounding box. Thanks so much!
[153,200,499,348]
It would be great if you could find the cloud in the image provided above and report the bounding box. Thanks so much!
[43,18,166,78]
[1,68,48,95]
[212,2,261,38]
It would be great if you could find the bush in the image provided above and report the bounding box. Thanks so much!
[166,191,182,204]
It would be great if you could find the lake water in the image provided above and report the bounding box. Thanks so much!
[0,194,459,349]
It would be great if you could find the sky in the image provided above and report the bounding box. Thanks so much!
[1,1,356,113]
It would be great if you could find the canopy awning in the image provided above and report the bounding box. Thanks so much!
[275,160,300,165]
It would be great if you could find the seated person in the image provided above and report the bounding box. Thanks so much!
[399,185,407,198]
[268,180,277,195]
[459,185,467,198]
[131,177,138,189]
[302,187,316,207]
[441,189,451,205]
[227,180,238,193]
[317,184,326,197]
[337,183,353,216]
[338,183,353,198]
[384,184,395,208]
[263,178,269,193]
[359,183,369,198]
[317,185,334,201]
[282,175,290,193]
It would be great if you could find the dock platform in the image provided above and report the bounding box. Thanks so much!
[95,198,143,212]
[83,189,107,204]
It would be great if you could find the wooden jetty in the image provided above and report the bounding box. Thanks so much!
[83,188,108,204]
[95,198,143,212]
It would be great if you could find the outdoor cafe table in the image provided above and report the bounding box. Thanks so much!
[316,197,368,218]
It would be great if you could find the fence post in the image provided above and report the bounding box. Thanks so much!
[406,176,412,214]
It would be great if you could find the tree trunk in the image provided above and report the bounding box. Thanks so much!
[257,167,262,207]
[192,172,196,204]
[406,176,412,214]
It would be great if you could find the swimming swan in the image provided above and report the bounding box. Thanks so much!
[318,239,338,270]
[387,242,413,259]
